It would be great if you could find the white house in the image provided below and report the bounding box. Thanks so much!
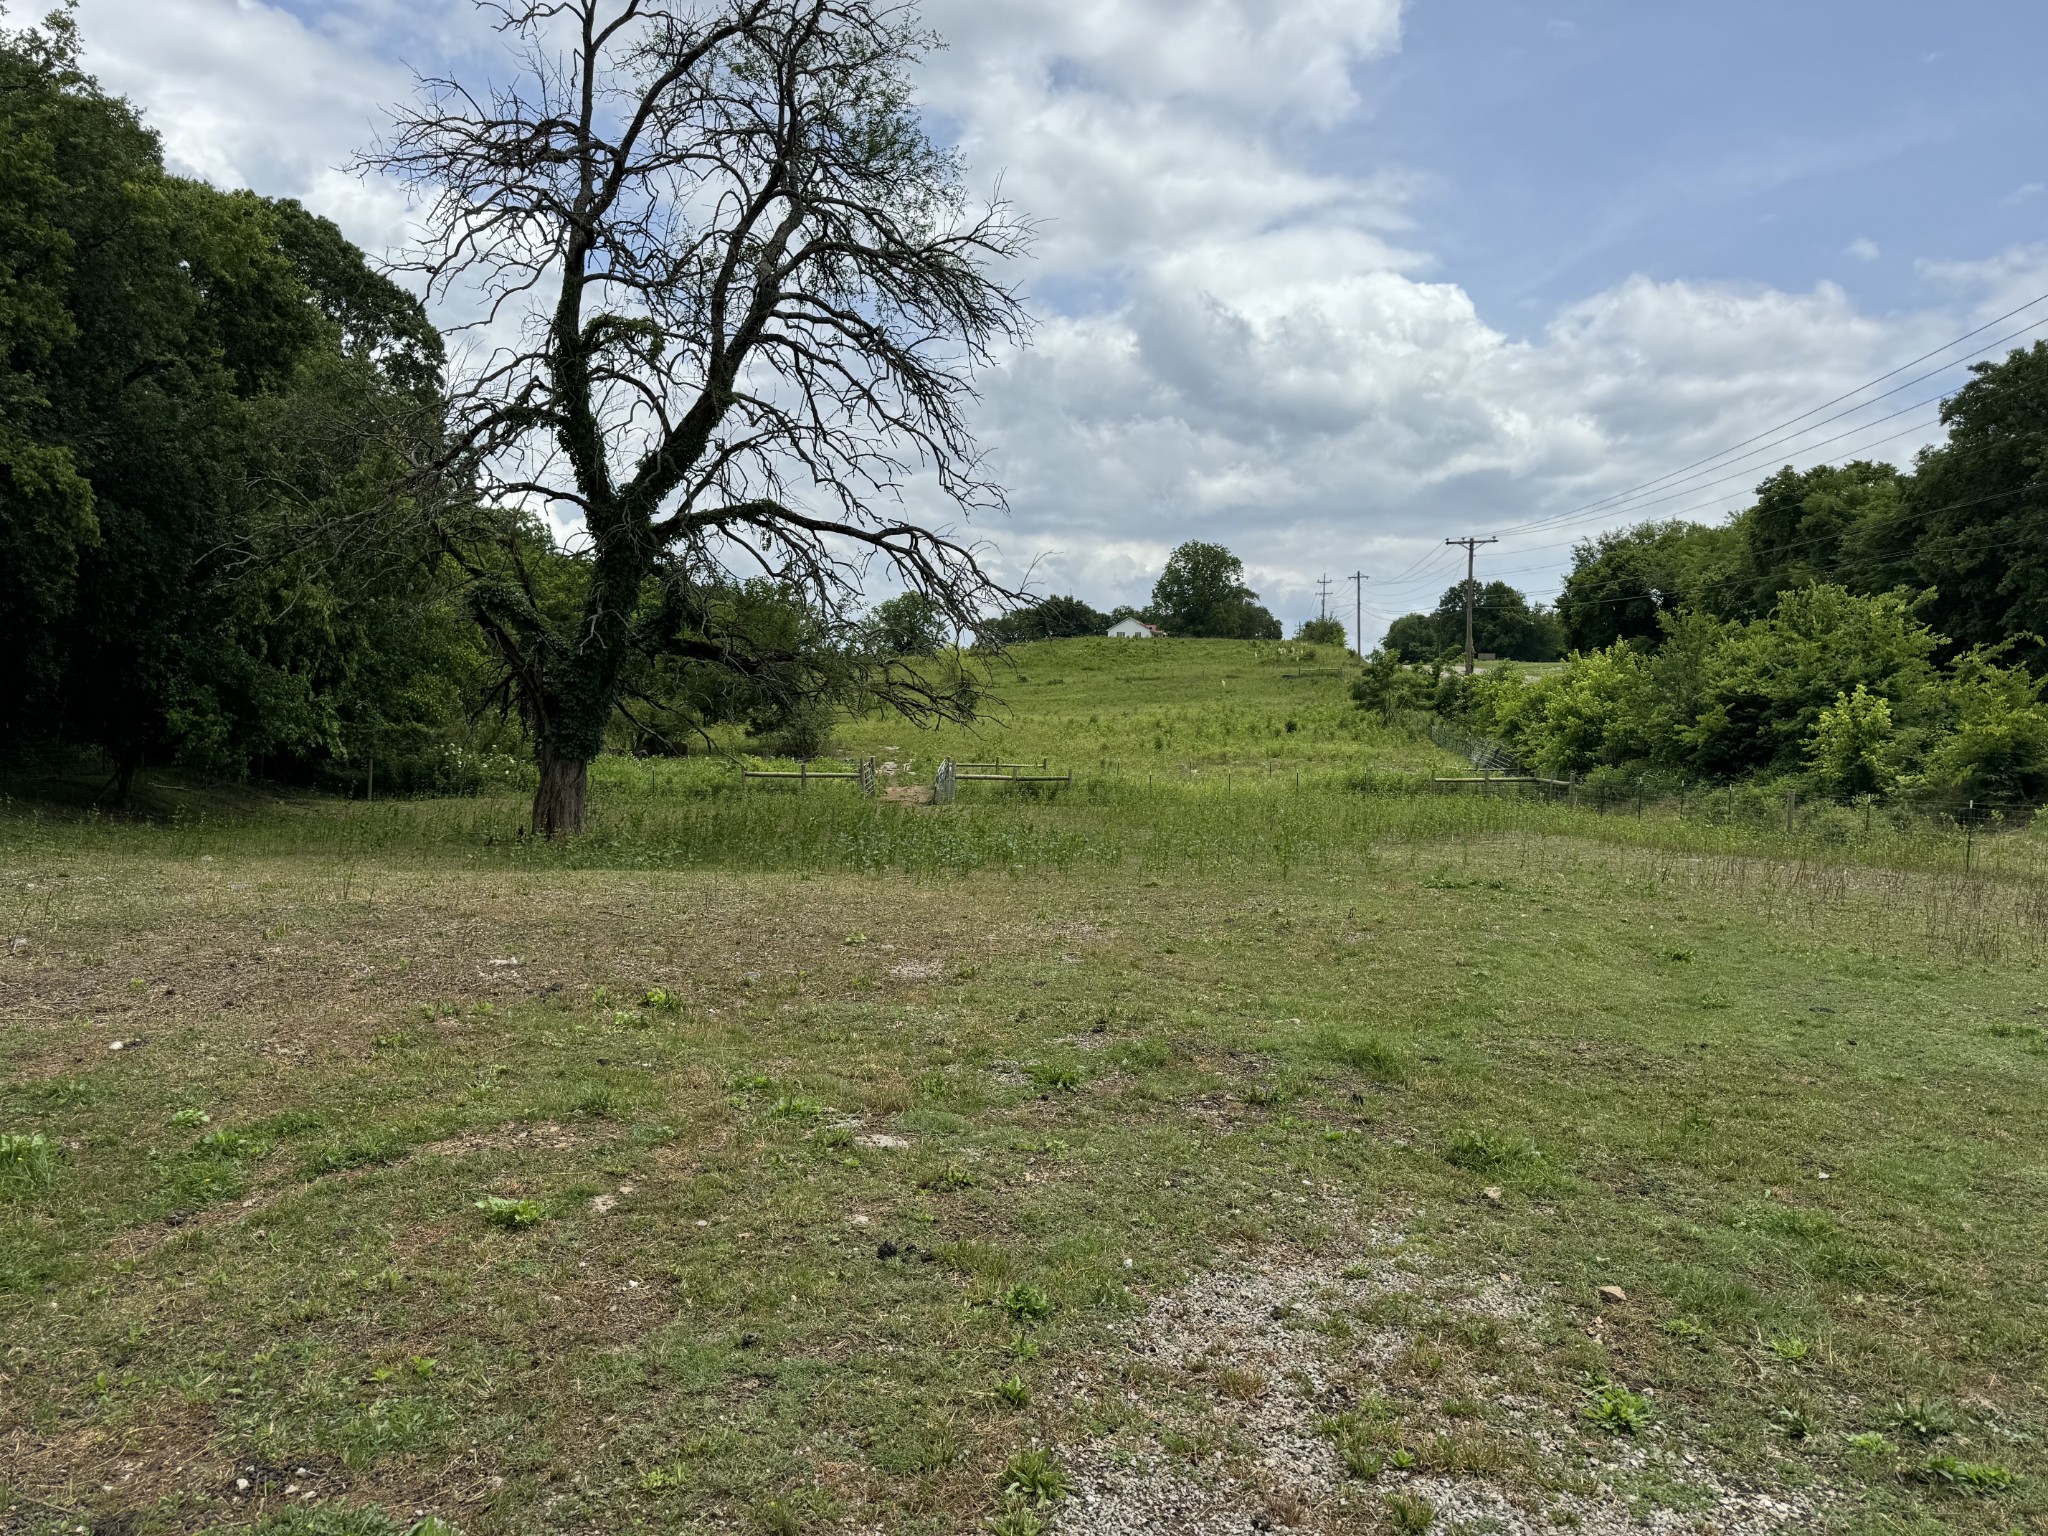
[1108,618,1161,638]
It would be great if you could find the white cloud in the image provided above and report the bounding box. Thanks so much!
[68,0,2028,632]
[1845,237,1881,261]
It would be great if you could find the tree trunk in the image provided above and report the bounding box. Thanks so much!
[533,754,588,837]
[113,754,139,810]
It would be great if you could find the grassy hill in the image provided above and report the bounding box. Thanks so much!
[2,641,2045,1536]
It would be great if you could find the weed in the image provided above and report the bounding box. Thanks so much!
[475,1195,546,1229]
[986,1509,1044,1536]
[998,1448,1072,1506]
[1884,1397,1961,1441]
[998,1373,1031,1408]
[1580,1379,1652,1435]
[1027,1062,1082,1092]
[169,1108,210,1128]
[771,1096,826,1121]
[1002,1283,1054,1324]
[643,987,683,1011]
[1911,1453,2017,1495]
[194,1127,262,1160]
[1663,1316,1709,1346]
[1443,1128,1544,1177]
[1763,1334,1810,1363]
[640,1461,690,1491]
[0,1133,59,1198]
[927,1163,975,1191]
[755,1499,803,1535]
[1843,1430,1896,1460]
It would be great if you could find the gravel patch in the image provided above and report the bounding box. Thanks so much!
[1051,1229,1822,1535]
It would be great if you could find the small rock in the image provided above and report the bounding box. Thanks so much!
[1482,1185,1504,1204]
[1598,1284,1628,1304]
[857,1133,910,1150]
[589,1194,617,1214]
[848,1213,870,1226]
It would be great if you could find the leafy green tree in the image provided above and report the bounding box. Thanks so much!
[1295,616,1348,646]
[1382,612,1442,663]
[981,594,1110,643]
[1487,643,1655,777]
[0,12,460,798]
[1867,342,2048,665]
[1555,519,1743,651]
[868,591,948,656]
[1150,541,1281,638]
[1742,461,1902,613]
[1349,648,1429,723]
[1919,647,2048,806]
[1415,581,1562,661]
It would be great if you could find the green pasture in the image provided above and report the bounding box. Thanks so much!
[2,640,2045,1536]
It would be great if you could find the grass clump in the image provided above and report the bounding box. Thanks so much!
[475,1195,547,1229]
[1443,1128,1544,1178]
[0,1132,59,1199]
[1313,1026,1405,1081]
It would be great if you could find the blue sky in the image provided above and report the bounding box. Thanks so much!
[70,0,2048,638]
[1361,1,2048,326]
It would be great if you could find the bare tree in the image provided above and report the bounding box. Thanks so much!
[364,0,1030,833]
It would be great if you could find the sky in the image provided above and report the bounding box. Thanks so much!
[61,0,2048,641]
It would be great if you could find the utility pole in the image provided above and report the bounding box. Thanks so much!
[1350,570,1368,657]
[1444,536,1498,674]
[1316,573,1333,623]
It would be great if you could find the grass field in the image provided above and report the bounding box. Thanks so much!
[3,640,2046,1536]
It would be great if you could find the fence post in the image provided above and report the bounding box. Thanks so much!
[934,758,956,806]
[1966,799,1974,872]
[860,756,875,797]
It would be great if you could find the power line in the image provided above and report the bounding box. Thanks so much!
[1484,295,2048,543]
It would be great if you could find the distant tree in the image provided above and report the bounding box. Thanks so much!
[1383,612,1442,663]
[1423,581,1562,661]
[1295,616,1348,646]
[1555,520,1742,652]
[868,591,948,656]
[1150,541,1281,638]
[366,0,1030,833]
[981,594,1109,643]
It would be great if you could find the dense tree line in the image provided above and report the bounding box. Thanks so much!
[1362,343,2048,806]
[0,11,476,799]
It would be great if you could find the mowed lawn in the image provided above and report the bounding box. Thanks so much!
[3,643,2046,1536]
